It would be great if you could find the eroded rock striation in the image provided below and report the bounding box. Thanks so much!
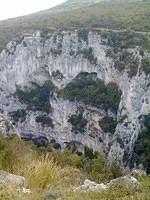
[0,30,149,165]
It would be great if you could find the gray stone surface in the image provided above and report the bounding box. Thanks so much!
[75,176,139,191]
[0,30,149,164]
[0,172,27,187]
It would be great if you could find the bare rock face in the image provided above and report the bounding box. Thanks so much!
[0,116,17,136]
[0,30,149,164]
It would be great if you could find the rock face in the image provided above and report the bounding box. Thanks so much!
[0,30,149,164]
[0,116,17,136]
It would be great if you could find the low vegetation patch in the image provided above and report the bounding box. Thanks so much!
[103,31,150,51]
[36,115,54,128]
[141,57,150,75]
[134,114,150,168]
[0,133,149,200]
[15,81,54,113]
[68,114,87,133]
[113,49,139,77]
[9,109,27,123]
[59,73,121,113]
[76,47,97,65]
[78,29,89,44]
[99,116,117,134]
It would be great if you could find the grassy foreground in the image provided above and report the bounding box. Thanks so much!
[0,133,149,200]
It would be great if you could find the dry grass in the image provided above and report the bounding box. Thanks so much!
[0,134,149,200]
[25,153,61,190]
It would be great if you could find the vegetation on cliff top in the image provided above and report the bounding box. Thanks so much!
[0,0,149,51]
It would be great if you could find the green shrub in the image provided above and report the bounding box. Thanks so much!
[82,154,123,183]
[15,81,54,113]
[9,109,27,123]
[51,148,122,183]
[99,117,117,134]
[105,31,149,50]
[68,114,87,133]
[59,73,121,113]
[114,50,139,77]
[141,57,150,75]
[36,115,54,128]
[52,150,83,169]
[76,47,97,64]
[134,114,150,168]
[84,146,98,160]
[78,29,89,43]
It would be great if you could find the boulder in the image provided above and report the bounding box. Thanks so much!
[75,179,108,191]
[0,172,27,187]
[107,175,139,189]
[75,175,140,192]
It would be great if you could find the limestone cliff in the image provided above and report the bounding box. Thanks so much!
[0,30,149,165]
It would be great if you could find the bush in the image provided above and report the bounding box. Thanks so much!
[36,115,54,128]
[51,148,122,183]
[52,150,83,169]
[78,29,89,44]
[134,114,150,168]
[99,117,117,134]
[15,81,54,113]
[141,57,150,75]
[59,73,121,113]
[76,48,97,64]
[68,114,87,133]
[9,109,27,123]
[84,146,98,160]
[82,154,123,183]
[114,50,139,77]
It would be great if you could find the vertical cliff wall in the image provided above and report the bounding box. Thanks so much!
[0,30,149,164]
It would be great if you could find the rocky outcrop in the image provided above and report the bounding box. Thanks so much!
[75,179,108,191]
[75,175,140,192]
[0,172,27,187]
[0,30,149,164]
[0,116,17,136]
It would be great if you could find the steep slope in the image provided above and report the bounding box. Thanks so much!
[0,0,150,167]
[0,29,149,166]
[0,0,149,51]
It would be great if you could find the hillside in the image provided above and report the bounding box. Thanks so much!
[0,1,150,199]
[0,0,149,51]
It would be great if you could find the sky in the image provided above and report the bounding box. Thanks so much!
[0,0,66,20]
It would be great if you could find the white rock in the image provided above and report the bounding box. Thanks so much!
[0,172,27,187]
[22,188,32,194]
[0,30,149,163]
